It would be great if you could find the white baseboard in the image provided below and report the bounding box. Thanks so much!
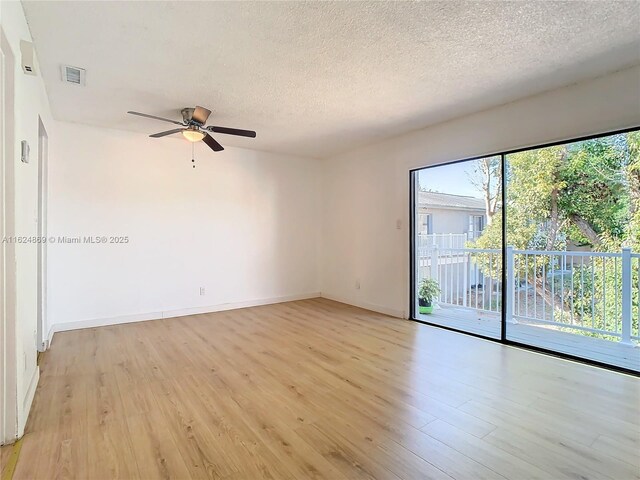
[161,292,321,319]
[320,293,405,319]
[50,292,321,335]
[18,366,39,437]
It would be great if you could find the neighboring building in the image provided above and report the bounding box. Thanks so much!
[416,191,489,301]
[417,191,487,245]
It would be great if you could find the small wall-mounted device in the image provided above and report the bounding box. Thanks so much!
[20,40,37,76]
[21,140,30,163]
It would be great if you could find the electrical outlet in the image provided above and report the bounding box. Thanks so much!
[199,287,205,296]
[355,279,360,290]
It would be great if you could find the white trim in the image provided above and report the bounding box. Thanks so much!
[36,117,48,352]
[0,28,5,447]
[0,32,8,445]
[0,26,18,447]
[18,367,39,437]
[320,293,405,319]
[49,292,322,335]
[45,325,55,350]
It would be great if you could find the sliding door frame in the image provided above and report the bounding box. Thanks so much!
[409,125,640,377]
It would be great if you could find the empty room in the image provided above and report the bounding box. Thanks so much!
[1,1,639,479]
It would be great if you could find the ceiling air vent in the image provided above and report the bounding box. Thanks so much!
[61,65,86,86]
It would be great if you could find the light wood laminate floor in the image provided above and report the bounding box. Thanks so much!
[1,444,14,478]
[417,305,640,371]
[14,298,640,479]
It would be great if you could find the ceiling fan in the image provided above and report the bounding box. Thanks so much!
[127,106,256,152]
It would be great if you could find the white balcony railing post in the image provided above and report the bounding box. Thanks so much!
[621,247,632,345]
[506,246,515,324]
[430,247,438,283]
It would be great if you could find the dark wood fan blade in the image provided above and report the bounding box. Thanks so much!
[149,128,185,138]
[207,126,256,138]
[192,106,211,125]
[202,133,224,152]
[128,111,184,125]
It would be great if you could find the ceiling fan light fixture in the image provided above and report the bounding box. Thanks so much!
[127,106,256,155]
[182,129,205,142]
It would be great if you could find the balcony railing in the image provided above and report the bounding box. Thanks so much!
[418,246,640,344]
[417,233,469,251]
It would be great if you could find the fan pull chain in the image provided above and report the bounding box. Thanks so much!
[192,142,196,168]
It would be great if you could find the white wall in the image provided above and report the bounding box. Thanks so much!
[1,0,56,439]
[48,122,320,329]
[321,65,640,319]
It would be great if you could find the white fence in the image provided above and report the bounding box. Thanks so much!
[418,246,640,344]
[417,233,469,251]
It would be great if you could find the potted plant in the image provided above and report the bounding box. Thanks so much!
[418,278,439,314]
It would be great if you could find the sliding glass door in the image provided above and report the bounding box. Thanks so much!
[413,156,503,340]
[504,131,640,372]
[412,128,640,373]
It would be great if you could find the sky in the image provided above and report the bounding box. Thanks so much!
[417,159,484,198]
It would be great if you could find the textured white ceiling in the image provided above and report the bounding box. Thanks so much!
[23,1,640,158]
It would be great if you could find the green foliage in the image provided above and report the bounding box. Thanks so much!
[467,213,506,280]
[558,138,628,245]
[569,258,639,341]
[468,132,640,342]
[468,146,566,280]
[507,146,566,232]
[473,135,633,254]
[625,131,640,250]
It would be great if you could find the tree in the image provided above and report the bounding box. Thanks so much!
[507,146,568,251]
[558,138,628,249]
[467,133,639,339]
[467,156,501,225]
[471,137,630,253]
[469,146,566,277]
[625,131,640,250]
